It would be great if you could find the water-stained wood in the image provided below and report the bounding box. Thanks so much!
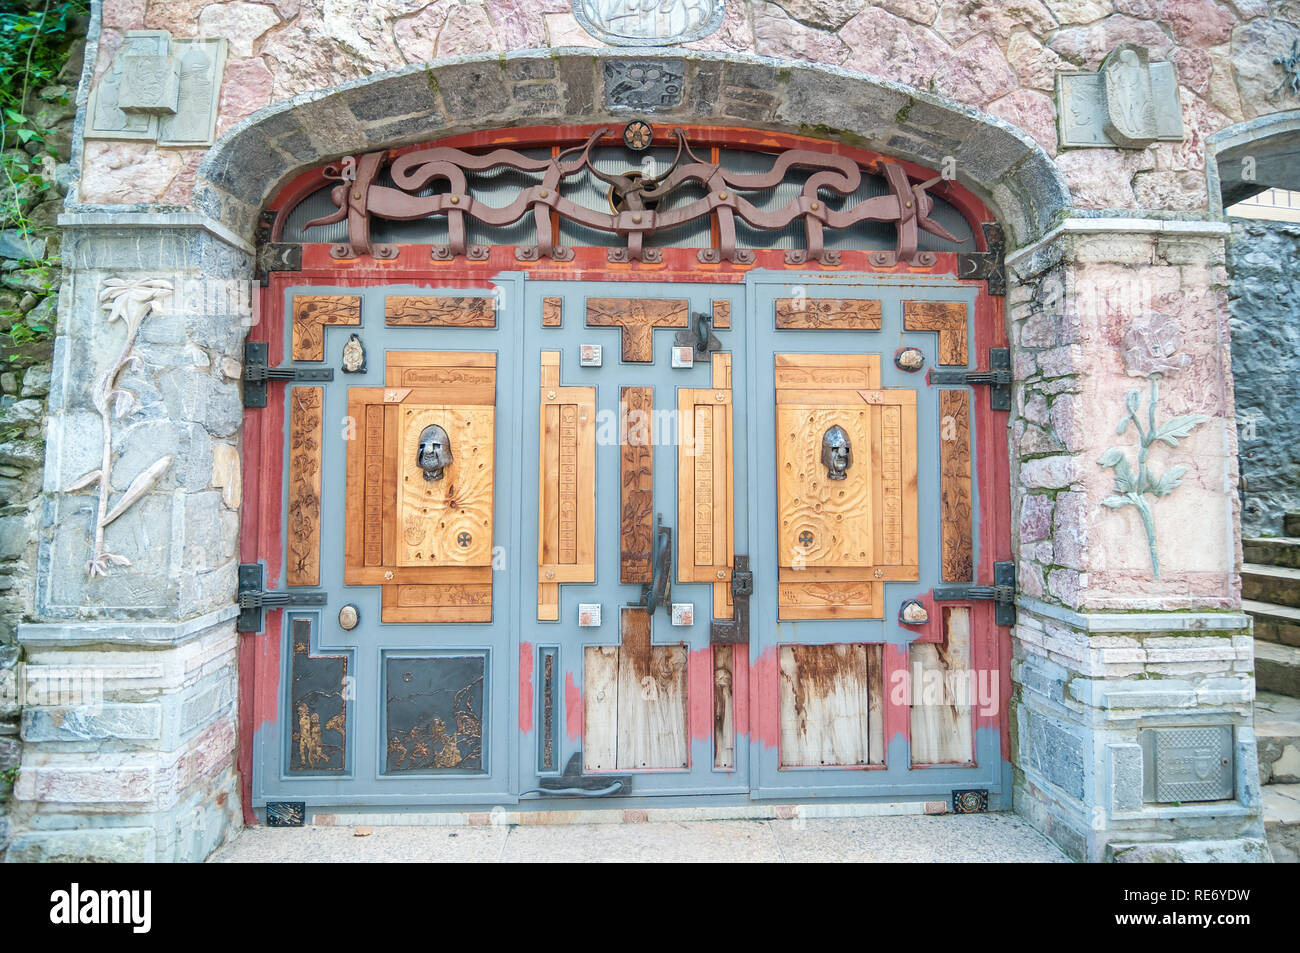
[910,607,974,765]
[292,294,361,362]
[542,296,562,327]
[714,645,735,770]
[940,389,973,582]
[538,351,595,621]
[386,295,496,327]
[902,299,968,365]
[775,297,882,330]
[287,386,323,587]
[778,643,883,767]
[586,297,689,363]
[620,386,654,584]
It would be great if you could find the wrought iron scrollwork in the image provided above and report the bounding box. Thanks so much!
[300,127,959,264]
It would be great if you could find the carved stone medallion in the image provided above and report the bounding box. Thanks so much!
[575,0,722,47]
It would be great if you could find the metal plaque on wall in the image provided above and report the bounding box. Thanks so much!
[1141,725,1234,803]
[575,0,723,46]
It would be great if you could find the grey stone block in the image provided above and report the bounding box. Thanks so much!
[22,702,163,743]
[1107,742,1143,812]
[0,230,46,262]
[1107,837,1272,863]
[1020,706,1086,800]
[4,827,157,863]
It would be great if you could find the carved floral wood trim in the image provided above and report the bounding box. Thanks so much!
[287,386,324,587]
[939,389,973,583]
[902,300,968,366]
[292,294,361,361]
[386,295,496,327]
[775,297,882,330]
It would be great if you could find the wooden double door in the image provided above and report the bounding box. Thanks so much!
[248,271,1009,814]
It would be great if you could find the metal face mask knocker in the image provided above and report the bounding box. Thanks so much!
[417,424,453,481]
[821,425,852,481]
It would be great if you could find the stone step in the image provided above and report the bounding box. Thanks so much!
[1256,692,1300,785]
[1242,563,1300,609]
[1243,537,1300,569]
[1243,600,1300,647]
[1256,640,1300,699]
[1262,785,1300,863]
[1286,513,1300,538]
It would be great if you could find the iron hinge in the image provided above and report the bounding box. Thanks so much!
[957,222,1005,295]
[929,347,1011,411]
[242,341,334,408]
[932,560,1017,626]
[710,555,752,644]
[237,563,327,633]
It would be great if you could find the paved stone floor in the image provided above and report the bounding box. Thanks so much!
[211,811,1069,863]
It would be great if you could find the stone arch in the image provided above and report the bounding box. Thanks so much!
[195,49,1069,249]
[1207,109,1300,211]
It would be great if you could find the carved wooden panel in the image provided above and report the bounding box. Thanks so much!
[586,297,689,362]
[903,300,968,365]
[287,387,323,587]
[775,297,882,330]
[620,386,655,584]
[910,607,974,765]
[542,296,563,327]
[538,351,596,621]
[679,355,733,623]
[940,389,973,582]
[774,354,917,619]
[288,618,348,774]
[292,294,361,361]
[714,645,735,770]
[778,643,884,767]
[584,608,688,771]
[384,654,485,773]
[386,295,496,327]
[344,353,497,622]
[712,299,730,330]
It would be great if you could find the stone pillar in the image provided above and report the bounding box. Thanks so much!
[4,215,251,862]
[1007,220,1267,862]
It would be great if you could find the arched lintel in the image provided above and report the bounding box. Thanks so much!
[196,49,1069,251]
[1207,109,1300,212]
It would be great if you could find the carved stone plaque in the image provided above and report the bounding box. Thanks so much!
[1141,725,1234,803]
[604,60,686,112]
[86,31,171,141]
[575,1,722,46]
[1056,44,1184,150]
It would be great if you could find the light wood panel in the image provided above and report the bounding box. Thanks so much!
[287,386,323,586]
[677,354,733,621]
[542,296,562,327]
[711,299,730,330]
[292,295,360,362]
[537,351,596,621]
[902,300,968,365]
[909,607,974,765]
[778,643,884,767]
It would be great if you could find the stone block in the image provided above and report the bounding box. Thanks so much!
[1020,705,1086,800]
[1107,837,1271,863]
[22,702,163,743]
[4,827,157,863]
[1107,742,1143,812]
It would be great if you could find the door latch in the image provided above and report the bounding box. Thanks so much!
[674,310,722,354]
[932,560,1017,626]
[242,341,334,408]
[635,514,673,613]
[710,555,752,644]
[237,563,327,633]
[928,347,1011,411]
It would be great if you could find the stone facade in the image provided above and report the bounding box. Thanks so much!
[5,0,1297,861]
[1228,218,1300,537]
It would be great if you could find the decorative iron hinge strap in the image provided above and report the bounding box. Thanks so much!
[929,347,1011,411]
[932,560,1017,626]
[710,555,753,644]
[956,222,1006,295]
[242,341,334,408]
[237,563,327,633]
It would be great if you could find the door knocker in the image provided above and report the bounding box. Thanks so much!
[822,425,852,481]
[417,424,453,481]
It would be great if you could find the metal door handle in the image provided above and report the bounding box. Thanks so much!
[638,513,672,614]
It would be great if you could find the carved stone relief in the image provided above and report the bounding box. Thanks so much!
[575,1,722,47]
[1056,44,1184,150]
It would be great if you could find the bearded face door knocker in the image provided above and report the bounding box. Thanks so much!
[822,425,852,481]
[417,424,453,481]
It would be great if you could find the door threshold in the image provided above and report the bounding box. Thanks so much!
[308,799,955,828]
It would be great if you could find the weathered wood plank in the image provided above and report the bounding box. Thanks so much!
[714,645,735,770]
[583,645,620,771]
[909,607,974,765]
[778,644,872,767]
[615,608,688,770]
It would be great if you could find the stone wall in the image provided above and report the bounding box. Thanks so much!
[79,0,1300,214]
[0,14,86,857]
[1228,217,1300,537]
